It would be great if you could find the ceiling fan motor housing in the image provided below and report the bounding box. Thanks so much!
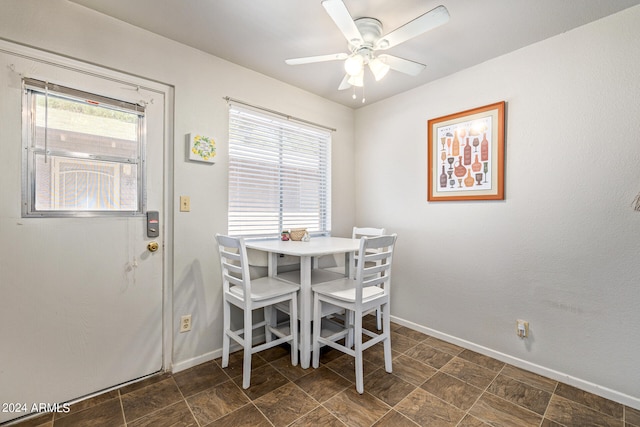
[350,17,385,54]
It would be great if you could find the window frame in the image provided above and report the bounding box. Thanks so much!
[227,103,332,239]
[21,78,147,218]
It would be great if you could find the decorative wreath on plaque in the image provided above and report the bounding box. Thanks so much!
[189,133,216,163]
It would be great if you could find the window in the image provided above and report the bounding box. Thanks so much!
[228,104,331,238]
[22,78,145,216]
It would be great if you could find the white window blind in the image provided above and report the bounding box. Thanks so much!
[228,104,331,238]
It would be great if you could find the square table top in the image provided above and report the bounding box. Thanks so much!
[245,236,359,257]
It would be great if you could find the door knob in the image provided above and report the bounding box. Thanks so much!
[147,241,159,252]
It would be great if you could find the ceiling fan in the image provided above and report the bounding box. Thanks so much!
[285,0,450,92]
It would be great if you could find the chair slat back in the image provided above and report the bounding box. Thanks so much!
[215,234,251,299]
[352,227,386,240]
[350,227,386,277]
[355,234,397,300]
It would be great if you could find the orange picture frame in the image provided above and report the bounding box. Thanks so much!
[427,101,505,201]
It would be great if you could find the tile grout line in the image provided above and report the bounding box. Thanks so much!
[454,363,507,426]
[549,393,624,424]
[538,372,559,426]
[250,400,276,427]
[247,356,350,427]
[383,328,469,425]
[117,390,127,427]
[263,360,330,426]
[173,377,203,427]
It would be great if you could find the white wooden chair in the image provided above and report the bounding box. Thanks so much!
[311,234,397,394]
[351,227,386,330]
[215,234,299,389]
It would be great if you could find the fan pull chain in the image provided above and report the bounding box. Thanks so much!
[351,86,366,103]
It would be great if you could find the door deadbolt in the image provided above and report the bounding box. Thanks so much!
[147,241,159,252]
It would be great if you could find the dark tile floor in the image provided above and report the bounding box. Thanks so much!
[9,316,640,427]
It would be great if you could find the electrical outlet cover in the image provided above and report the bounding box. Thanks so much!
[180,315,192,332]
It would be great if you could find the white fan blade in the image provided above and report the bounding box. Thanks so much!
[321,0,363,45]
[338,74,351,90]
[285,53,348,65]
[376,5,449,50]
[378,54,426,76]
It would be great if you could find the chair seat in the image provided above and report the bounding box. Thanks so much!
[229,277,299,301]
[313,277,384,303]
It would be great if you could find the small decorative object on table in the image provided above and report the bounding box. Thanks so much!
[289,228,307,241]
[281,231,290,241]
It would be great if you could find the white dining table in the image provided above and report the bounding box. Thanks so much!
[245,236,360,368]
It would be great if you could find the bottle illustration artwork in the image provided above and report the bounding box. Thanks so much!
[464,169,475,187]
[464,137,472,166]
[452,132,460,156]
[472,154,482,172]
[481,133,489,162]
[475,173,483,185]
[440,165,447,188]
[454,156,466,178]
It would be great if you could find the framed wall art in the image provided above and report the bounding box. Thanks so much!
[427,101,505,201]
[187,133,216,163]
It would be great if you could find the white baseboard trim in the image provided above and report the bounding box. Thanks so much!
[171,350,220,373]
[390,315,640,411]
[171,333,266,374]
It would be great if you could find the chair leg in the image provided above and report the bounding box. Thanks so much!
[290,294,298,366]
[312,293,321,368]
[376,307,382,330]
[346,310,354,349]
[264,306,273,343]
[382,302,392,373]
[242,308,252,389]
[222,299,231,368]
[354,311,364,394]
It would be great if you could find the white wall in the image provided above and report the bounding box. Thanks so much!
[355,5,640,407]
[0,0,355,377]
[2,0,638,411]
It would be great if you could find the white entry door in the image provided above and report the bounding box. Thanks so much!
[0,44,168,424]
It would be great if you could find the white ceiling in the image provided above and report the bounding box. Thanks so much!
[68,0,640,108]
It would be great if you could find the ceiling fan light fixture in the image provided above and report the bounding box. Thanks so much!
[344,54,364,76]
[369,57,390,81]
[347,69,364,87]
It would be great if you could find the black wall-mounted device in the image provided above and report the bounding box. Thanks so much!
[147,211,159,238]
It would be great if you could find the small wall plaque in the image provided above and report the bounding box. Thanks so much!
[188,133,216,163]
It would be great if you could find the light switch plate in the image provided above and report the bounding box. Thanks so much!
[180,196,190,212]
